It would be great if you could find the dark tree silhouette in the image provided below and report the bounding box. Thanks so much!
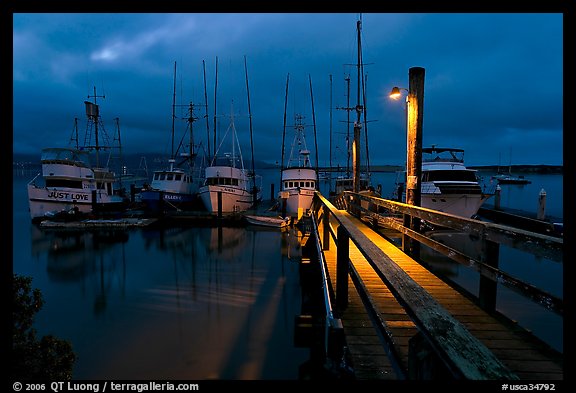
[12,274,76,380]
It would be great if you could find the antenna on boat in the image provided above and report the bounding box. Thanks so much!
[280,73,290,187]
[244,55,258,206]
[202,59,211,163]
[309,74,319,188]
[85,86,106,168]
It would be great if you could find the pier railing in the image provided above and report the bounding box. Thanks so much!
[340,191,563,316]
[309,190,563,379]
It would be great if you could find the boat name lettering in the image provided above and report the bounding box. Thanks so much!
[48,191,89,201]
[163,195,182,201]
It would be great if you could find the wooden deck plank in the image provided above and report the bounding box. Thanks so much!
[317,210,563,380]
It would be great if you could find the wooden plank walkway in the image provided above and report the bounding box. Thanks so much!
[318,211,563,380]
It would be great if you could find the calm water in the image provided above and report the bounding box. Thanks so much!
[315,169,564,354]
[13,168,564,380]
[13,172,311,379]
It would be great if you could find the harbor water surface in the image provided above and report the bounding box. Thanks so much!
[12,169,564,379]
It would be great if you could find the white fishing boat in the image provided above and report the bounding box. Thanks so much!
[394,146,495,218]
[27,90,128,222]
[198,107,262,214]
[279,113,318,218]
[140,62,205,212]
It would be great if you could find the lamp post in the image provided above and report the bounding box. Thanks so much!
[390,66,425,258]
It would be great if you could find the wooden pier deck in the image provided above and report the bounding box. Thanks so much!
[317,210,563,380]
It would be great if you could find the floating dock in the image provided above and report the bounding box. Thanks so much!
[39,217,158,229]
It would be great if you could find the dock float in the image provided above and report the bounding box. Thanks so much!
[39,217,158,229]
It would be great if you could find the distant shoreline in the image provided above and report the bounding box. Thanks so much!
[315,164,563,174]
[12,153,563,174]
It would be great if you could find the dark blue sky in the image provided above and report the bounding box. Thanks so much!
[12,13,563,166]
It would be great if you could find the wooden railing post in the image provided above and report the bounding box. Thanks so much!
[479,239,500,312]
[322,207,330,251]
[336,225,349,314]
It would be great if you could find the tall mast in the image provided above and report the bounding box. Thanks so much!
[281,73,290,173]
[202,60,211,163]
[329,74,333,172]
[244,55,257,205]
[213,56,219,159]
[85,85,105,168]
[170,61,177,170]
[352,16,364,193]
[345,75,351,176]
[309,74,319,186]
[363,73,370,177]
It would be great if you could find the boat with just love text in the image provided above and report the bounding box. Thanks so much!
[27,89,129,222]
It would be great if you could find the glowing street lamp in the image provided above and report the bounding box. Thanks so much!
[389,86,408,100]
[389,67,426,258]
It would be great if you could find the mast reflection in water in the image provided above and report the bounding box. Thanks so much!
[24,223,310,379]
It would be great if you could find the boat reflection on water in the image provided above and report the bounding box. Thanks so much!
[29,223,310,379]
[31,225,129,283]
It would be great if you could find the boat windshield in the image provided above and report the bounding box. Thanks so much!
[423,170,478,182]
[422,149,464,163]
[213,154,242,168]
[41,148,91,167]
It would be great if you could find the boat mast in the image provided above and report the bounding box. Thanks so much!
[213,56,219,160]
[244,55,257,205]
[113,117,123,178]
[202,60,211,163]
[170,61,177,171]
[345,75,351,177]
[309,74,319,187]
[363,72,370,178]
[329,74,333,173]
[352,17,364,193]
[281,73,290,186]
[85,86,105,168]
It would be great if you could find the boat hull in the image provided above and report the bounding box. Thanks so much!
[198,185,256,213]
[280,167,317,216]
[140,189,201,212]
[284,188,315,215]
[421,192,489,218]
[27,184,126,220]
